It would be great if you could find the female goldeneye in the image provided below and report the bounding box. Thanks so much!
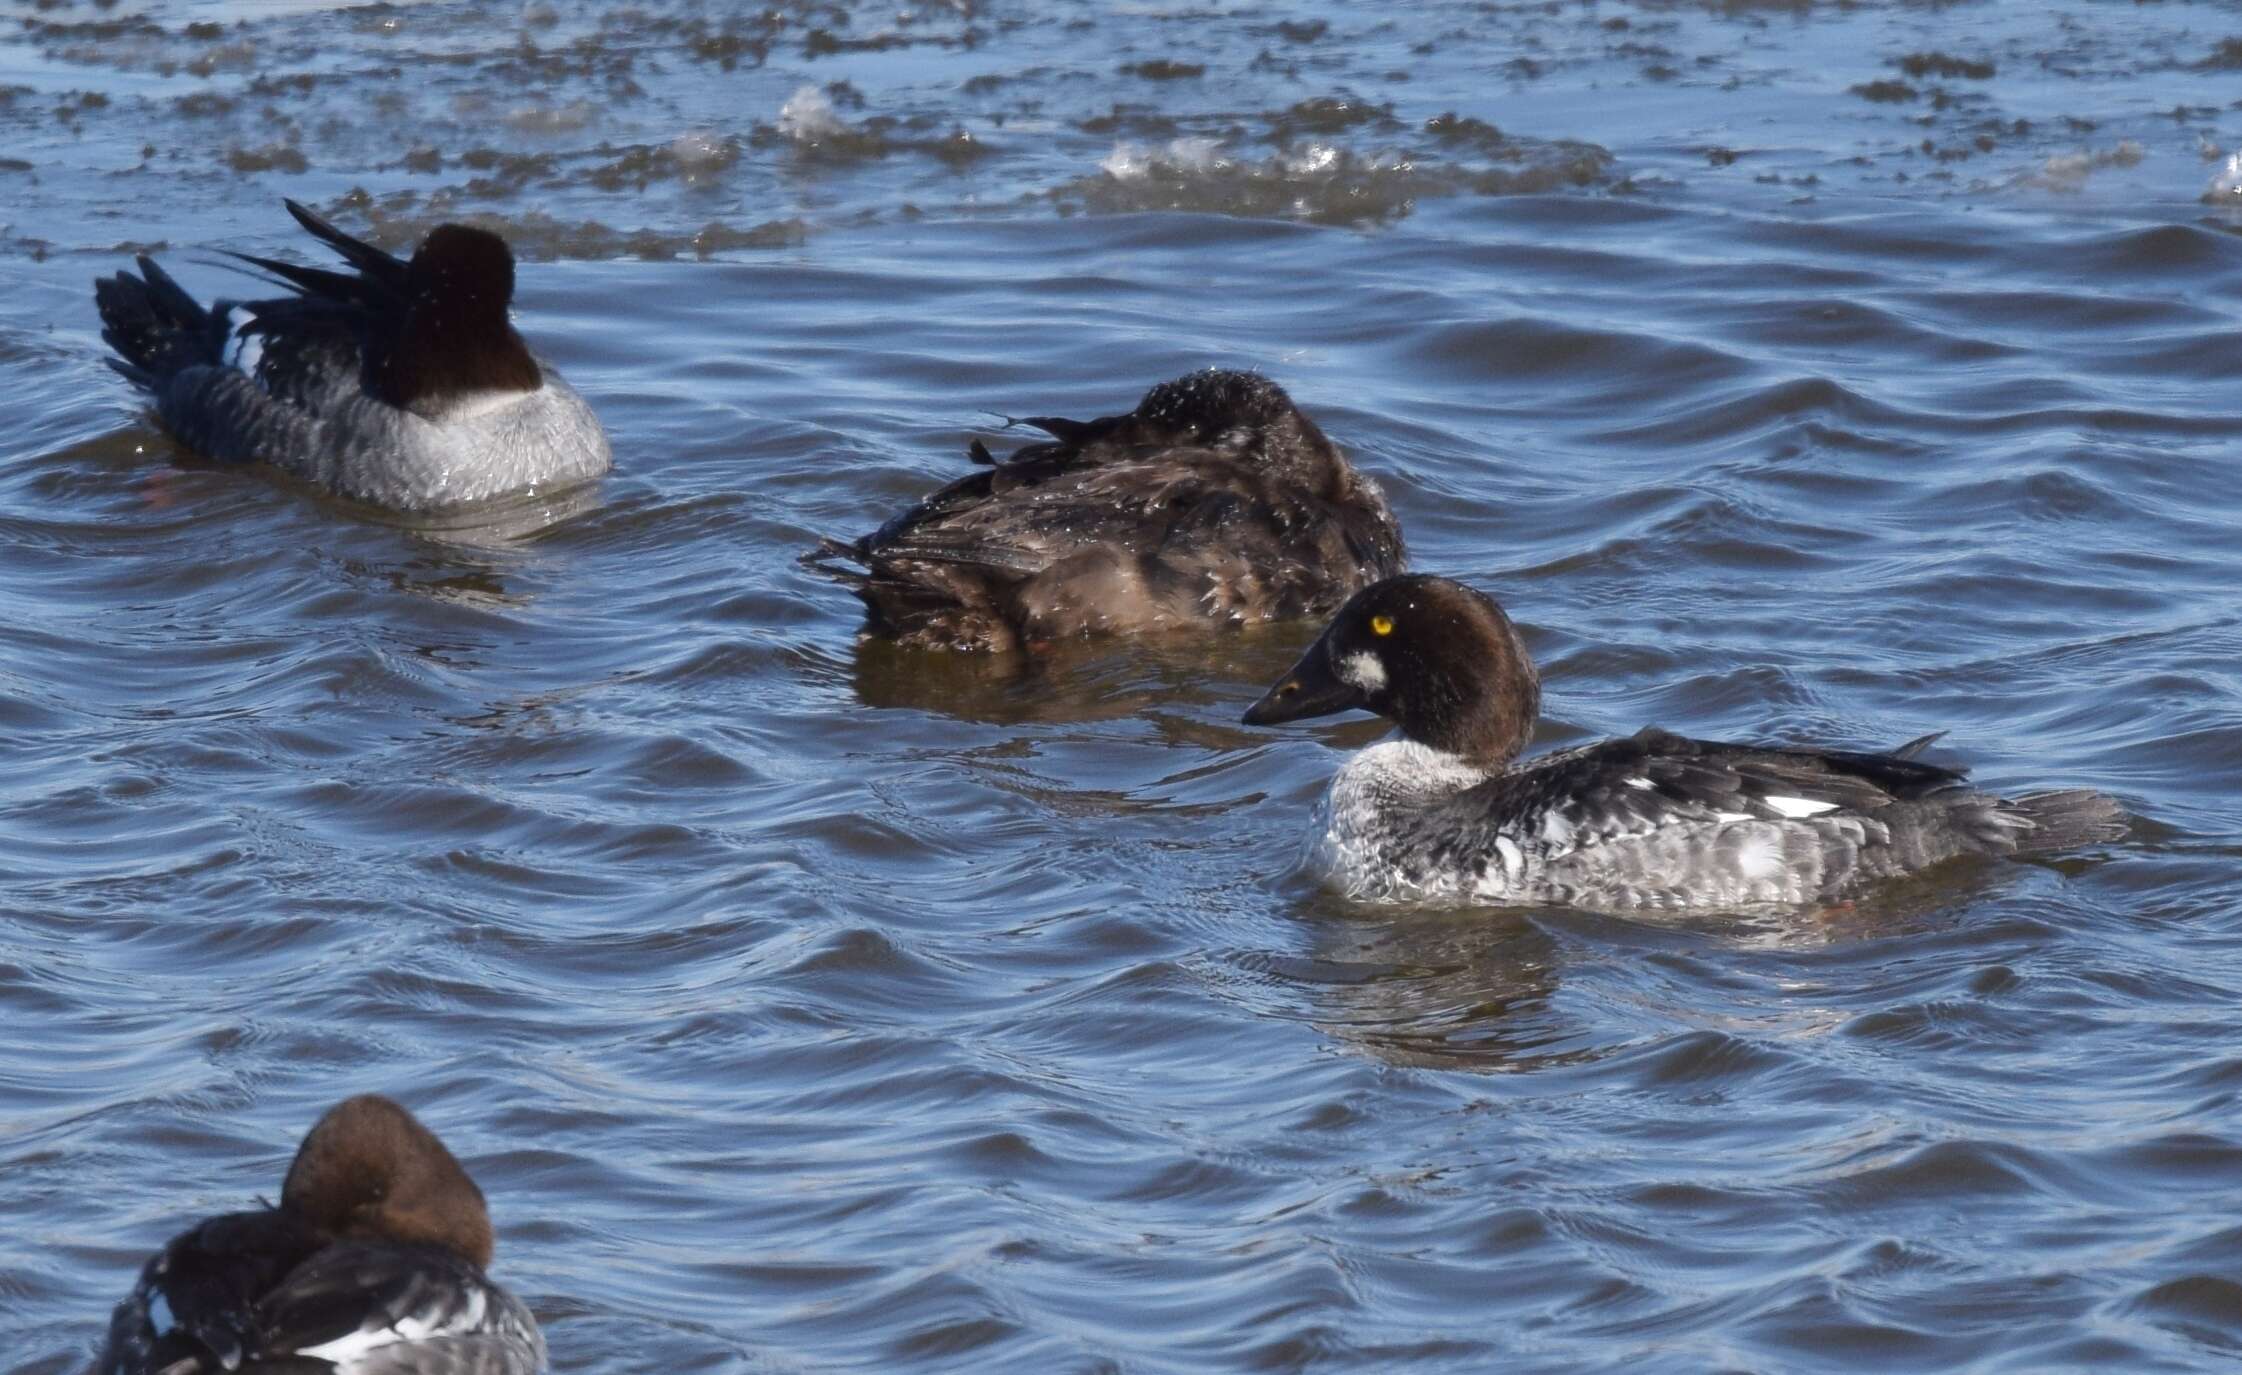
[809,369,1406,652]
[97,1094,545,1375]
[95,200,610,511]
[1243,574,2126,910]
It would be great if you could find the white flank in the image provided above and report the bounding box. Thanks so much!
[1764,795,1838,819]
[435,386,534,422]
[1339,651,1388,692]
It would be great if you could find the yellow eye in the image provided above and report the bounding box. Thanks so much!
[1369,614,1395,637]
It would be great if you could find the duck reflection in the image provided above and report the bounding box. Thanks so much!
[1248,861,2007,1072]
[1244,902,1575,1072]
[360,479,607,554]
[843,620,1315,727]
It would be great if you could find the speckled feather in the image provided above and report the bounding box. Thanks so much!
[1249,576,2127,912]
[812,370,1405,651]
[1321,730,2123,909]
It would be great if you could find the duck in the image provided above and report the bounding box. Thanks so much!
[808,369,1406,652]
[97,1094,545,1375]
[94,200,610,511]
[1242,574,2126,910]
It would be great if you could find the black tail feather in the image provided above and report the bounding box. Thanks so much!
[94,257,228,389]
[800,537,872,588]
[283,198,409,287]
[2011,789,2127,853]
[221,249,386,308]
[1891,731,1948,760]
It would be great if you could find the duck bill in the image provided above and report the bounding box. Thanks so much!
[1243,645,1367,726]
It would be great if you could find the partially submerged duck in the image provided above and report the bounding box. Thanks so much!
[95,200,609,511]
[810,369,1405,652]
[97,1094,545,1374]
[1244,574,2126,910]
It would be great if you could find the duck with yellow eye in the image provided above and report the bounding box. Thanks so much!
[1243,574,2126,911]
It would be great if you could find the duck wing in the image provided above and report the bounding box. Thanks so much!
[97,1210,321,1375]
[1467,727,1971,850]
[250,1242,544,1373]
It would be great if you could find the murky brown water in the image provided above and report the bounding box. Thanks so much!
[5,1,2242,1371]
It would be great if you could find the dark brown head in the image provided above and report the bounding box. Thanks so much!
[369,223,541,412]
[279,1094,496,1270]
[1132,369,1348,496]
[1242,574,1542,768]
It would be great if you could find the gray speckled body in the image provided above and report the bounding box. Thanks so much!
[151,352,610,512]
[1315,733,2124,912]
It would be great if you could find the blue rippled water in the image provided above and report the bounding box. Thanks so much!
[4,1,2242,1371]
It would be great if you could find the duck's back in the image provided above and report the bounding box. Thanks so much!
[821,370,1405,651]
[99,1217,545,1375]
[1330,728,2124,909]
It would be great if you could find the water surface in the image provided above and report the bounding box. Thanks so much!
[4,1,2242,1371]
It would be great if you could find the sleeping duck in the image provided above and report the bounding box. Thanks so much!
[810,369,1406,652]
[1243,574,2126,910]
[97,1094,545,1375]
[95,199,610,511]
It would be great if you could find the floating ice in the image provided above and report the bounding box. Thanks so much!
[779,85,846,142]
[1100,137,1226,179]
[669,131,736,180]
[506,101,595,133]
[2210,152,2242,202]
[2034,140,2144,190]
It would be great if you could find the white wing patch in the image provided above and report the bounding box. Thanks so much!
[1763,794,1839,819]
[1338,651,1388,693]
[296,1319,427,1363]
[295,1289,487,1364]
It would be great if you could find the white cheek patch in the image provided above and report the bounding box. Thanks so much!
[1339,651,1388,693]
[1763,795,1838,819]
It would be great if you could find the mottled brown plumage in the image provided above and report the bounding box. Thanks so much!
[810,370,1406,652]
